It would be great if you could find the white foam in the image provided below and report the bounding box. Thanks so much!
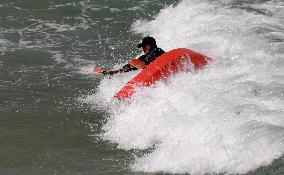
[88,0,284,174]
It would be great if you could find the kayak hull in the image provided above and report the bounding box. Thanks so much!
[114,48,213,99]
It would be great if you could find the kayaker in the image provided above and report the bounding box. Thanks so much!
[103,36,165,75]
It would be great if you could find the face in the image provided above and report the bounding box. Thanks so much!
[142,45,150,54]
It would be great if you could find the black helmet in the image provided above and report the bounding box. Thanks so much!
[137,36,157,48]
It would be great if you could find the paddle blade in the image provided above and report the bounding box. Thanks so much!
[92,67,104,74]
[129,59,146,69]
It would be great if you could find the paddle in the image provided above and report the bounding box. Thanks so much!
[91,58,146,75]
[92,67,105,74]
[91,67,116,75]
[129,59,146,69]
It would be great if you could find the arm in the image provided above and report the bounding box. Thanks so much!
[103,64,138,75]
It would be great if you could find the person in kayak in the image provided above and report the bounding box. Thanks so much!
[103,36,165,75]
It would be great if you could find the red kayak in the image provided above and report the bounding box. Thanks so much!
[114,48,213,99]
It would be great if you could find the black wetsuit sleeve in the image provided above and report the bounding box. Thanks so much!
[118,47,165,73]
[122,64,138,72]
[138,55,147,64]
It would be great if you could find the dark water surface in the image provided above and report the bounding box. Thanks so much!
[0,0,176,174]
[1,0,284,175]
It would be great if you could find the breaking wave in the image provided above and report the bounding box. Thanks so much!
[88,0,284,174]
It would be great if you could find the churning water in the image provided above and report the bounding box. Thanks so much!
[91,0,284,174]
